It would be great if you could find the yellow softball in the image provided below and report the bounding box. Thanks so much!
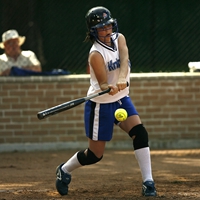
[114,108,128,121]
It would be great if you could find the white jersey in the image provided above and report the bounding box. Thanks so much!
[87,33,130,103]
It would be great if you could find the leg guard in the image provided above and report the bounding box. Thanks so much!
[77,148,103,166]
[128,124,149,150]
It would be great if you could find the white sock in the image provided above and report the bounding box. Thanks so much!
[61,152,82,174]
[134,147,153,182]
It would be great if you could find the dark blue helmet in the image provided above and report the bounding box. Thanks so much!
[85,6,118,42]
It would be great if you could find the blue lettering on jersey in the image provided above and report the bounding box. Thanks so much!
[107,59,120,71]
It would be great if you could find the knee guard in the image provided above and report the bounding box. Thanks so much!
[128,124,149,150]
[77,148,103,166]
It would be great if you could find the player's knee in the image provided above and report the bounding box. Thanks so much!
[77,148,103,165]
[128,124,149,150]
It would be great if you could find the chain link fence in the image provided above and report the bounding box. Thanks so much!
[1,0,200,74]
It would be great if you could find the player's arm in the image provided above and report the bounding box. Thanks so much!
[22,51,42,72]
[89,51,118,95]
[117,33,129,90]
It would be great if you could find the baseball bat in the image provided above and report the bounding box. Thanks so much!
[37,88,110,120]
[37,82,129,120]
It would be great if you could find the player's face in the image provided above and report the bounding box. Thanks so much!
[4,38,21,58]
[97,24,113,45]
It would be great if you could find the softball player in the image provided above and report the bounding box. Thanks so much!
[55,6,157,197]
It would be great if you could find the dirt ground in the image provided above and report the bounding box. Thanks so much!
[0,149,200,200]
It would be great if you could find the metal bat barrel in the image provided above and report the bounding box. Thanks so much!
[37,89,111,120]
[37,98,85,120]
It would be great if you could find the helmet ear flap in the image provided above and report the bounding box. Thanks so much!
[111,20,118,33]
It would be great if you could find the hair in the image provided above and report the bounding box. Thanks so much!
[84,32,95,43]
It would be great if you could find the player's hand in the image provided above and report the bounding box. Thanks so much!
[108,85,119,96]
[117,79,127,91]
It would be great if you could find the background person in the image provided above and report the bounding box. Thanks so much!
[0,29,41,76]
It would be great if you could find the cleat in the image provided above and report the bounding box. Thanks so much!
[55,163,71,195]
[142,181,157,196]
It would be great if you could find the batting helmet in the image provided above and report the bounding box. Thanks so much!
[85,6,118,42]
